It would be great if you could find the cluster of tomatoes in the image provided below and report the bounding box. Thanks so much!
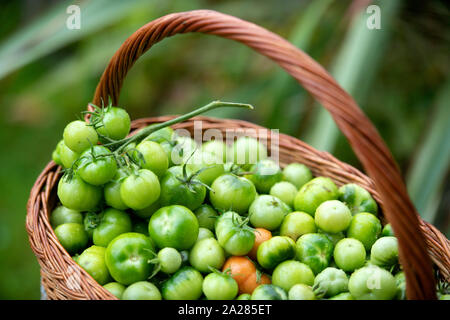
[50,102,426,300]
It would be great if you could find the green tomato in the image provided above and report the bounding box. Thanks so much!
[92,208,132,247]
[318,230,345,246]
[257,236,296,270]
[202,140,227,163]
[122,281,162,300]
[145,126,174,144]
[52,140,64,166]
[158,247,182,274]
[347,212,381,251]
[328,292,355,300]
[348,265,397,300]
[248,195,290,231]
[162,266,203,300]
[120,169,160,210]
[246,159,283,194]
[314,200,352,233]
[295,233,333,275]
[203,272,238,300]
[210,173,257,214]
[63,120,98,154]
[194,204,219,231]
[54,223,88,255]
[104,168,129,210]
[148,205,199,250]
[251,284,287,300]
[282,163,313,189]
[232,136,268,169]
[270,181,297,208]
[313,267,348,298]
[280,211,316,241]
[381,223,395,237]
[103,282,126,299]
[77,145,117,186]
[133,198,161,219]
[105,233,155,285]
[197,227,214,242]
[272,260,315,292]
[370,236,398,269]
[57,174,102,211]
[186,151,225,186]
[294,177,339,216]
[215,211,255,256]
[236,293,251,300]
[189,238,225,273]
[77,245,111,285]
[333,238,366,272]
[94,107,131,141]
[133,141,169,178]
[59,141,80,169]
[338,183,378,216]
[394,271,406,300]
[288,284,316,300]
[50,205,83,228]
[159,166,206,211]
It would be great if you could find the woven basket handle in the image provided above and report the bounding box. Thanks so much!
[92,10,436,299]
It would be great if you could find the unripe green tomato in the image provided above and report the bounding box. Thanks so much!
[59,141,80,169]
[328,292,355,300]
[120,169,160,210]
[54,223,88,254]
[201,140,228,164]
[203,272,238,300]
[314,200,352,233]
[122,281,161,300]
[161,266,204,300]
[348,265,397,300]
[257,236,296,270]
[270,181,297,208]
[338,183,378,216]
[95,107,131,141]
[313,267,348,298]
[288,283,316,300]
[133,141,169,178]
[251,284,287,300]
[50,205,83,228]
[294,177,339,216]
[249,195,290,231]
[282,163,313,189]
[133,199,160,219]
[77,245,112,285]
[280,211,316,241]
[158,247,182,274]
[186,151,225,186]
[381,223,395,237]
[246,159,283,194]
[92,208,132,247]
[236,293,251,300]
[346,212,381,251]
[394,271,406,300]
[333,238,366,272]
[52,140,64,166]
[77,145,118,186]
[197,227,214,242]
[295,233,334,275]
[194,204,219,231]
[104,169,129,210]
[103,282,126,299]
[370,236,399,269]
[63,120,98,154]
[57,174,102,211]
[272,260,315,292]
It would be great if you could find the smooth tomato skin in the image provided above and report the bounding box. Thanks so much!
[381,223,395,237]
[95,107,131,141]
[203,272,239,300]
[333,238,366,272]
[313,267,348,298]
[394,271,406,300]
[103,282,126,299]
[196,228,214,242]
[257,236,296,270]
[77,145,117,186]
[122,281,162,300]
[318,230,345,246]
[347,212,382,250]
[57,174,102,211]
[222,256,271,294]
[186,151,225,186]
[209,173,257,214]
[272,260,315,291]
[63,120,98,154]
[215,211,255,256]
[248,195,290,231]
[295,233,334,275]
[77,245,112,285]
[232,136,268,169]
[133,198,161,219]
[328,292,355,300]
[52,140,64,166]
[159,166,206,211]
[194,204,219,231]
[248,228,272,260]
[294,177,339,216]
[314,200,352,233]
[148,205,199,250]
[105,233,155,285]
[93,208,132,247]
[246,159,283,194]
[282,163,313,189]
[120,169,160,210]
[338,183,378,216]
[133,141,169,178]
[269,181,297,208]
[280,211,316,241]
[50,205,83,228]
[158,247,182,274]
[251,284,287,300]
[104,168,129,210]
[288,283,316,300]
[162,266,203,300]
[348,265,397,300]
[236,293,251,300]
[370,236,398,269]
[54,223,88,255]
[189,238,225,273]
[59,141,80,168]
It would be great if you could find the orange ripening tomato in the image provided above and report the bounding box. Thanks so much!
[248,228,272,260]
[223,256,271,294]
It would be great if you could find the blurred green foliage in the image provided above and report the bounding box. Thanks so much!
[0,0,448,299]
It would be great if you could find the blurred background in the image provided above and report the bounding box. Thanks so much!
[0,0,448,299]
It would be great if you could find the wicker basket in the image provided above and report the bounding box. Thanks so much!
[26,10,449,300]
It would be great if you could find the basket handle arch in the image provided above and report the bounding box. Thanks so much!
[91,10,436,299]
